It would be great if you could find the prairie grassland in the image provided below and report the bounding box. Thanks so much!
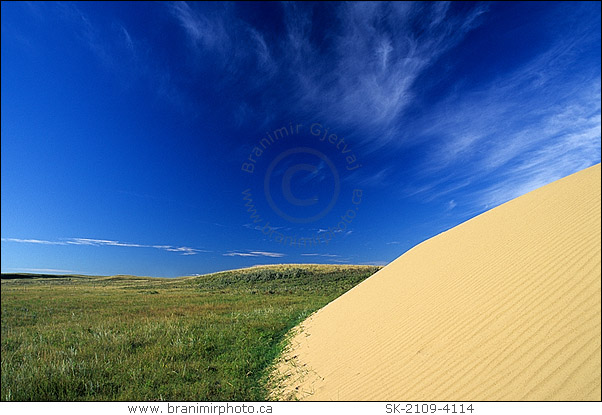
[1,264,380,401]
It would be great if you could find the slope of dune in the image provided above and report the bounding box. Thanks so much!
[275,163,601,401]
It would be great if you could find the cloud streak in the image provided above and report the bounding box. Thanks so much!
[400,8,601,211]
[167,2,486,147]
[7,268,77,274]
[223,251,285,258]
[167,2,598,213]
[39,2,597,215]
[283,2,487,147]
[1,237,209,256]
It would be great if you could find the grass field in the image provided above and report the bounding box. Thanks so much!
[0,264,380,401]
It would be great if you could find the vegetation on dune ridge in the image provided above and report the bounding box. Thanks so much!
[1,264,381,401]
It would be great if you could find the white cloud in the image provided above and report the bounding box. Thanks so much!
[223,251,286,258]
[403,28,601,210]
[7,268,76,274]
[68,238,145,248]
[330,258,351,263]
[281,2,487,149]
[1,238,67,245]
[120,25,134,51]
[169,1,228,51]
[249,251,285,258]
[2,237,209,256]
[166,2,486,147]
[165,2,598,214]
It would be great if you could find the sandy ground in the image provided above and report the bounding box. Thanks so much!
[274,163,601,401]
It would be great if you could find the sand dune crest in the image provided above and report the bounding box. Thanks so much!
[275,163,601,401]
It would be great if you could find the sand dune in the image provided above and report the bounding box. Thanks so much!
[275,163,601,401]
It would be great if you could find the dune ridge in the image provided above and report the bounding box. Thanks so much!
[275,163,601,401]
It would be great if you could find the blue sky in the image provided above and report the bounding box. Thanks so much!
[1,1,600,277]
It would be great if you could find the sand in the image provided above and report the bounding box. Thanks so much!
[275,163,601,401]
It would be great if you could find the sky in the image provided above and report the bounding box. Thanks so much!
[1,1,600,277]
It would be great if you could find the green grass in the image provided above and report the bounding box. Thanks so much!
[0,264,380,401]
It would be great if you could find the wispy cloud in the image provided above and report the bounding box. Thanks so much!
[168,1,276,82]
[6,268,77,274]
[2,237,289,258]
[167,2,486,146]
[67,238,145,248]
[345,166,393,189]
[1,237,209,256]
[223,252,257,257]
[42,2,191,114]
[168,2,598,213]
[250,251,286,258]
[55,2,134,70]
[223,251,285,258]
[169,1,228,51]
[151,245,205,256]
[120,25,134,52]
[266,2,487,150]
[402,12,601,211]
[1,238,68,246]
[243,223,284,232]
[330,258,352,263]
